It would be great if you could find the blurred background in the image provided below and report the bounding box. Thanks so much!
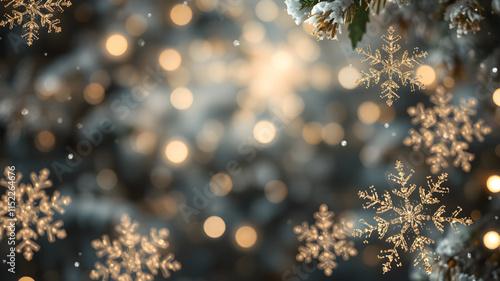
[0,0,500,281]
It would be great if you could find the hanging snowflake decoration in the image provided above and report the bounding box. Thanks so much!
[445,0,483,37]
[403,88,491,174]
[293,204,357,276]
[353,161,472,274]
[0,0,72,46]
[356,26,428,106]
[90,214,181,281]
[0,166,71,260]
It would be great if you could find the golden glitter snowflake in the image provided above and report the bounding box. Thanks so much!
[294,204,357,276]
[0,166,71,260]
[403,88,491,174]
[0,0,72,46]
[90,214,181,281]
[356,26,428,106]
[353,161,472,274]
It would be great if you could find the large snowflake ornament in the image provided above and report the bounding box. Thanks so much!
[0,0,72,46]
[0,166,71,260]
[353,161,472,274]
[403,88,491,174]
[294,204,357,276]
[90,214,181,281]
[356,26,428,106]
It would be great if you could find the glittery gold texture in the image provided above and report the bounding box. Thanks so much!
[0,166,71,260]
[294,204,357,276]
[356,26,428,106]
[403,88,491,173]
[90,214,181,281]
[353,161,472,274]
[0,0,72,46]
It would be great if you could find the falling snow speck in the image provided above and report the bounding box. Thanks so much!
[495,216,499,220]
[391,132,397,137]
[57,117,63,124]
[74,262,80,267]
[21,108,29,115]
[384,123,389,128]
[78,252,82,256]
[138,39,145,47]
[467,253,472,258]
[341,140,347,146]
[44,52,48,56]
[488,196,492,200]
[493,67,498,73]
[77,123,83,129]
[148,13,152,18]
[233,40,240,47]
[68,154,74,160]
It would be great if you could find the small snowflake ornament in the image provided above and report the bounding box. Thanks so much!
[0,166,71,260]
[403,88,491,173]
[354,161,472,274]
[0,0,72,46]
[90,214,181,281]
[294,204,357,276]
[356,26,428,106]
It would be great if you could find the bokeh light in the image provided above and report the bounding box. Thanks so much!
[170,87,194,110]
[322,123,344,146]
[416,65,436,86]
[486,175,500,193]
[483,231,500,249]
[159,49,182,71]
[83,83,105,105]
[358,101,380,124]
[204,216,226,238]
[302,122,323,145]
[264,180,288,203]
[170,4,193,26]
[255,0,279,22]
[338,66,361,89]
[97,169,118,190]
[253,121,276,144]
[133,131,158,155]
[493,88,500,106]
[210,173,233,196]
[235,225,257,248]
[165,140,189,164]
[35,130,55,152]
[126,14,147,36]
[106,34,128,56]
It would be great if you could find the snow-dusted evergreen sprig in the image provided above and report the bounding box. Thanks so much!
[445,0,483,37]
[305,0,354,40]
